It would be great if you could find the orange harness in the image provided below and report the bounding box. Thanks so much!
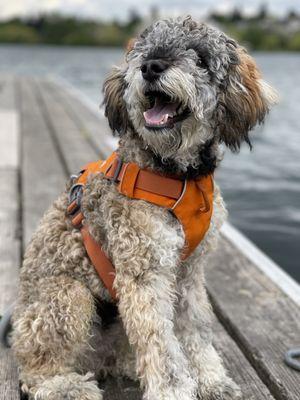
[67,151,214,300]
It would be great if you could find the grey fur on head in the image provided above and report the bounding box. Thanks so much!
[103,16,277,174]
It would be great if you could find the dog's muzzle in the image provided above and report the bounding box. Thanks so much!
[143,90,190,130]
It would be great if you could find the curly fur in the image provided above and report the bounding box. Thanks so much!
[11,16,276,400]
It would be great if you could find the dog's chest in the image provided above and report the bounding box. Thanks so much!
[82,177,185,264]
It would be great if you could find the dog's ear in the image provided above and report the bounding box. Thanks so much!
[103,67,130,136]
[126,38,136,52]
[217,46,278,151]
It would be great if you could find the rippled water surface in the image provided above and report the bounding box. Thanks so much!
[0,45,299,281]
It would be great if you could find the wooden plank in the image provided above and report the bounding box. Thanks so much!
[0,75,16,110]
[206,235,300,400]
[35,79,99,174]
[52,77,118,158]
[18,78,66,245]
[48,79,117,158]
[0,78,20,400]
[222,223,300,306]
[0,349,19,400]
[0,110,19,169]
[0,111,20,313]
[212,318,274,400]
[0,79,20,313]
[0,169,20,313]
[102,377,140,400]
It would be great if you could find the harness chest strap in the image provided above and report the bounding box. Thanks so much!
[67,152,214,300]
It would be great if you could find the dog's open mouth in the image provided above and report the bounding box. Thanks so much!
[143,90,190,130]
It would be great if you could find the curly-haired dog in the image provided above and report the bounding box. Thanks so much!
[11,17,277,400]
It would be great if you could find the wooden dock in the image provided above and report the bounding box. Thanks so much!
[0,75,300,400]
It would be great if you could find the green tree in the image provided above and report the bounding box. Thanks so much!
[288,32,300,51]
[0,23,39,43]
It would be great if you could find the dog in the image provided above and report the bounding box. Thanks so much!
[11,16,277,400]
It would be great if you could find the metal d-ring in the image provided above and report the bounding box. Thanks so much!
[284,348,300,371]
[68,183,84,205]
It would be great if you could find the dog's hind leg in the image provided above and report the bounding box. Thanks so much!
[175,252,242,400]
[11,275,103,400]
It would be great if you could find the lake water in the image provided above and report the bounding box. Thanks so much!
[0,45,299,282]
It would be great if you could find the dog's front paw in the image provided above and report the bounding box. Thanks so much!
[198,377,242,400]
[29,372,103,400]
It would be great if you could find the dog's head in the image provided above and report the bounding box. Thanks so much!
[103,16,277,163]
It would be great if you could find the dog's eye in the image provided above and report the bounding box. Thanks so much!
[140,27,150,39]
[196,58,203,67]
[188,46,210,70]
[196,57,209,70]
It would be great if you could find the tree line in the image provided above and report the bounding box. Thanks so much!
[1,8,300,51]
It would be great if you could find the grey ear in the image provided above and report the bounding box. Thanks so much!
[102,67,130,136]
[217,47,278,151]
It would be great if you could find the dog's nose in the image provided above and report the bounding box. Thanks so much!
[141,59,169,81]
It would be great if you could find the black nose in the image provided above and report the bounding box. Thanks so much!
[141,59,169,81]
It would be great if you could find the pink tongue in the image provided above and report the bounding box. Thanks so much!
[144,100,178,125]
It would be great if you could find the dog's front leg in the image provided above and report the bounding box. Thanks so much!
[110,213,197,400]
[116,269,196,400]
[175,252,242,400]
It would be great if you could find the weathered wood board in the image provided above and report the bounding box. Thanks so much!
[0,75,16,110]
[36,79,99,173]
[0,81,20,313]
[47,79,115,158]
[207,235,300,400]
[0,76,20,400]
[17,78,66,246]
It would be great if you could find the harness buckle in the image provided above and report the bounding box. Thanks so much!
[67,183,84,216]
[109,158,123,183]
[70,174,79,183]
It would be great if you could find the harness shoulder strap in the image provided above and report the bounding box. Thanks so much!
[67,158,118,300]
[81,226,117,299]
